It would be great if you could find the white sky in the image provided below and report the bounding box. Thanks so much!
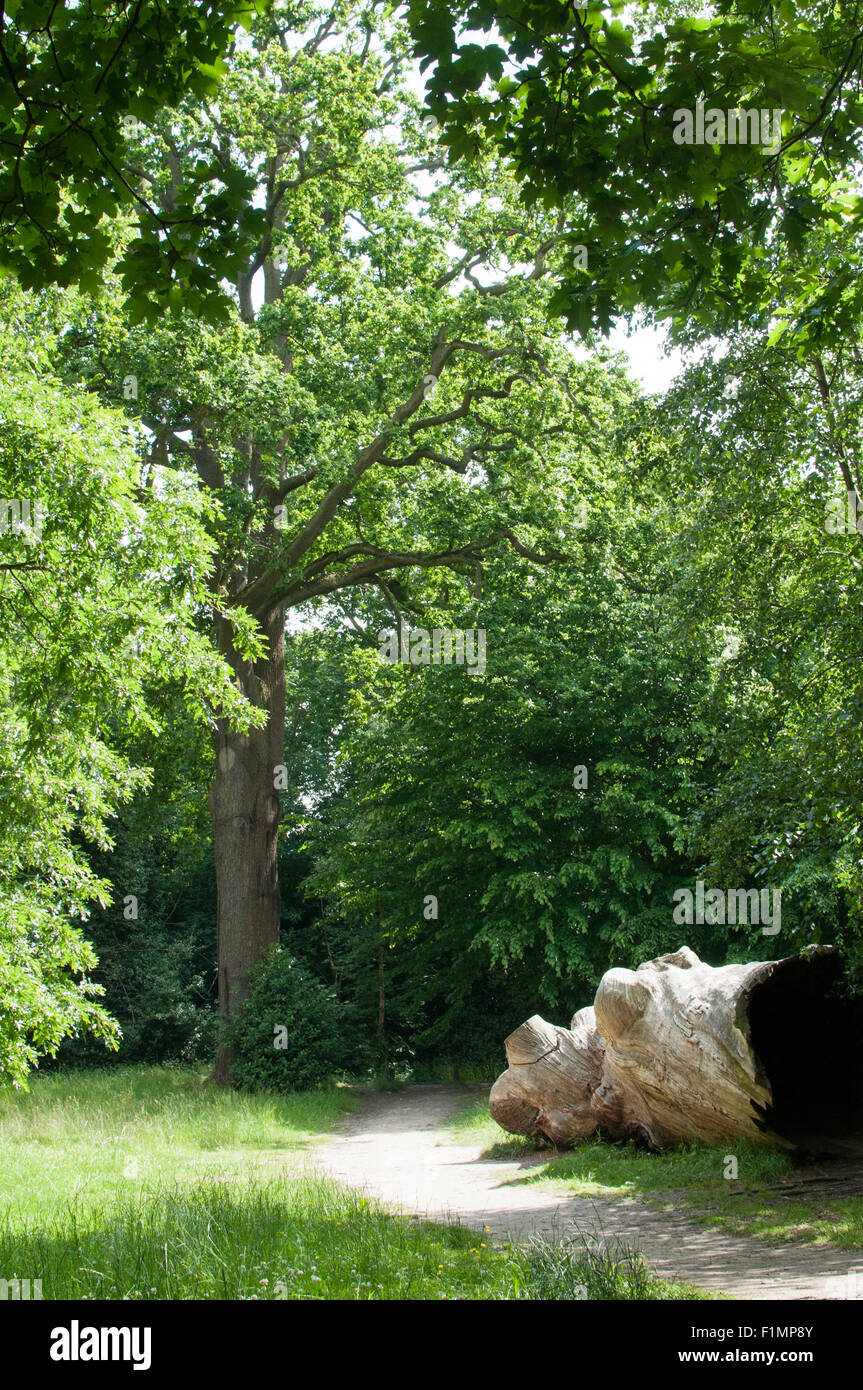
[607,322,685,393]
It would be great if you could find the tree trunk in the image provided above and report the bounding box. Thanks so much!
[208,602,286,1083]
[490,946,863,1155]
[377,938,385,1053]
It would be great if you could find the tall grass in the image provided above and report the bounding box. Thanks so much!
[0,1175,516,1301]
[523,1232,714,1301]
[0,1176,712,1300]
[0,1067,714,1299]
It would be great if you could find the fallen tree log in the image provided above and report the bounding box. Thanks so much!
[489,945,863,1154]
[484,1007,606,1147]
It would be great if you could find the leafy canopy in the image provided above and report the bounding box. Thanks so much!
[0,0,271,321]
[407,0,863,346]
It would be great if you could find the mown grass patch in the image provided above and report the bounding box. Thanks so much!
[445,1097,792,1192]
[444,1093,545,1159]
[681,1195,863,1249]
[518,1138,793,1197]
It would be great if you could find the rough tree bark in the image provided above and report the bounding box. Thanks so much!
[208,602,286,1084]
[490,946,863,1154]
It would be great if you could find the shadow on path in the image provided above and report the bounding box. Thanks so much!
[310,1084,863,1300]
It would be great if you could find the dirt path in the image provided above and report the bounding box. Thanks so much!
[310,1083,863,1300]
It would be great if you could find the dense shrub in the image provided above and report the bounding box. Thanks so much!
[228,947,361,1091]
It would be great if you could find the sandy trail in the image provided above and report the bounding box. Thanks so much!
[310,1083,863,1301]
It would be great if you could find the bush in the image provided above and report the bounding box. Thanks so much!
[228,948,361,1092]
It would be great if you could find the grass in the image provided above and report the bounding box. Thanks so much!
[514,1138,793,1198]
[0,1065,355,1227]
[523,1233,722,1301]
[682,1195,863,1249]
[445,1096,863,1249]
[0,1066,710,1299]
[0,1174,712,1300]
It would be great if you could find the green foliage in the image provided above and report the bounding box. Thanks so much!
[408,0,863,346]
[52,708,220,1069]
[40,0,659,1078]
[6,0,863,1093]
[0,0,270,321]
[651,337,863,967]
[301,529,717,1028]
[0,278,261,1085]
[228,947,363,1091]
